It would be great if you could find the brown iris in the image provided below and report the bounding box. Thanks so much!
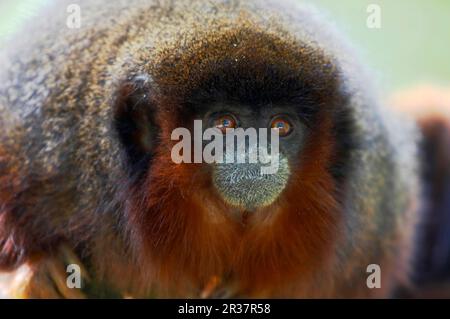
[215,114,238,133]
[270,117,292,137]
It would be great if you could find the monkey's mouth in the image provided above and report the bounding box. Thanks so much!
[212,156,290,211]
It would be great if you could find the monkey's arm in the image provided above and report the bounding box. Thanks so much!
[2,245,90,299]
[0,108,89,298]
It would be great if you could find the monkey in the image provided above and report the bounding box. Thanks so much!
[0,0,448,298]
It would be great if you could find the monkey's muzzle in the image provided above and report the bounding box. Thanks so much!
[212,149,290,210]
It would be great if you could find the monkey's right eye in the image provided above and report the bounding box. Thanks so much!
[214,114,238,134]
[270,116,293,137]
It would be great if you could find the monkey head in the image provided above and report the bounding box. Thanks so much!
[113,18,351,296]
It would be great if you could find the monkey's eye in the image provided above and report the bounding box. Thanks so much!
[214,114,238,133]
[270,117,293,137]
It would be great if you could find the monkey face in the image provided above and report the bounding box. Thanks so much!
[200,104,308,211]
[115,28,346,218]
[114,25,353,294]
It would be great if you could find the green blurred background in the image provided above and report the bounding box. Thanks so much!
[0,0,449,92]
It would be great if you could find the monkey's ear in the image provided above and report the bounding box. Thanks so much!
[114,74,159,175]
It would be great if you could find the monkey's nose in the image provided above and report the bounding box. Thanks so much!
[212,155,290,210]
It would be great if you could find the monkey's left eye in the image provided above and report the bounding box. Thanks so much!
[214,114,238,133]
[270,117,293,137]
